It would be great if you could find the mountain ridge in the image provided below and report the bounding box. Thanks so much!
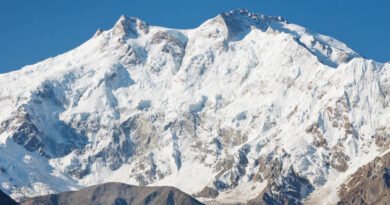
[20,182,203,205]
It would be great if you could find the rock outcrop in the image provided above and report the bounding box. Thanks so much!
[0,189,18,205]
[338,152,390,205]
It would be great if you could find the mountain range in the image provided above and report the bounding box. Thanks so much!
[0,9,389,204]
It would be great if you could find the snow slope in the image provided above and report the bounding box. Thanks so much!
[0,9,389,204]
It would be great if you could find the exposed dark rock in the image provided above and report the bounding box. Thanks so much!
[305,123,327,148]
[120,44,145,66]
[329,146,350,172]
[338,152,390,205]
[261,168,314,205]
[20,182,203,205]
[374,126,390,151]
[114,16,149,39]
[195,186,219,199]
[219,9,284,41]
[384,168,390,188]
[0,189,18,205]
[11,119,45,155]
[249,155,314,205]
[8,108,87,158]
[148,30,187,74]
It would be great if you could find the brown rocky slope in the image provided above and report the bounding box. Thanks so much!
[20,182,203,205]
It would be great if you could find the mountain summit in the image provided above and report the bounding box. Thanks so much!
[206,9,286,41]
[0,9,389,204]
[112,15,150,38]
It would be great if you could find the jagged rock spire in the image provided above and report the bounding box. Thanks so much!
[112,15,149,38]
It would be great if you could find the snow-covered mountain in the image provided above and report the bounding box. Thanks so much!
[0,9,389,204]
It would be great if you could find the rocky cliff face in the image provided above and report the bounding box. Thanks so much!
[337,152,390,205]
[0,9,389,204]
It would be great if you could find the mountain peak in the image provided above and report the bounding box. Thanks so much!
[220,9,285,23]
[112,15,149,38]
[209,9,285,40]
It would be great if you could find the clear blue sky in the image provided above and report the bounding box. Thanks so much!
[0,0,389,73]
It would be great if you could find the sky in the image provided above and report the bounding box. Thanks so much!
[0,0,389,73]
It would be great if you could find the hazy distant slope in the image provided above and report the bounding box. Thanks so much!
[20,182,203,205]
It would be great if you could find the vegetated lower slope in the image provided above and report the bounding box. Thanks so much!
[0,9,389,204]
